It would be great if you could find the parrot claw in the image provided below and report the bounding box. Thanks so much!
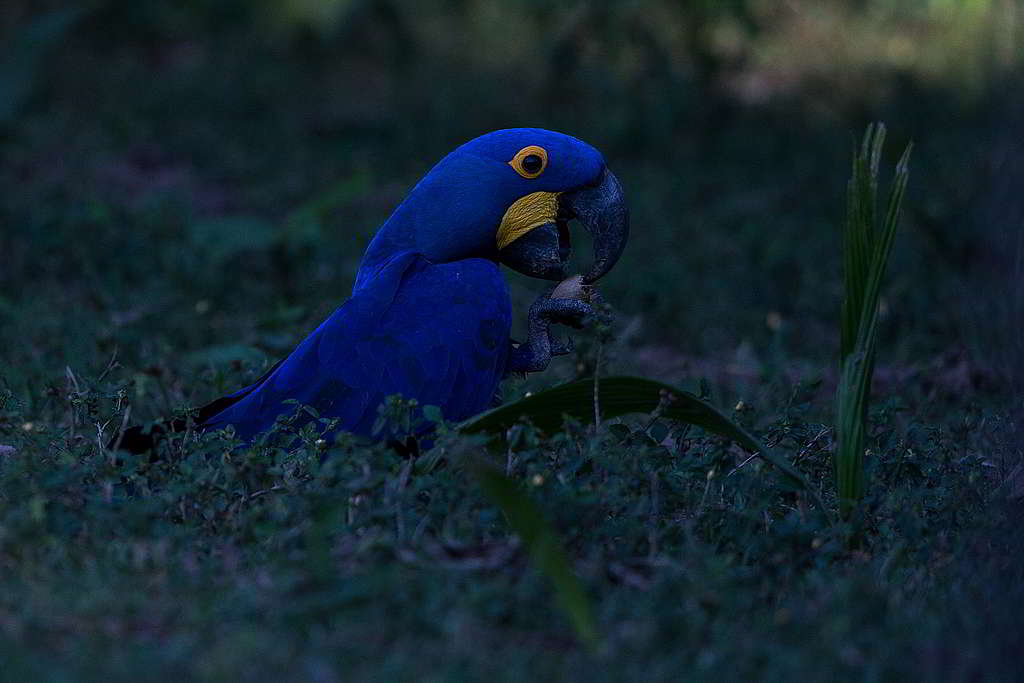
[507,293,592,373]
[551,335,574,357]
[535,297,595,330]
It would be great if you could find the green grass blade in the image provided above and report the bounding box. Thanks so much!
[855,141,912,354]
[841,123,886,359]
[469,460,598,647]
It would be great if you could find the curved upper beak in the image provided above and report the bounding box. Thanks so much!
[498,167,629,283]
[561,167,630,283]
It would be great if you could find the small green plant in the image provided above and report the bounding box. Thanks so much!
[835,123,912,519]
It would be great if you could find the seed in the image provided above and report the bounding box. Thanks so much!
[551,274,594,302]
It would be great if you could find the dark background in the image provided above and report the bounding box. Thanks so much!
[0,1,1021,680]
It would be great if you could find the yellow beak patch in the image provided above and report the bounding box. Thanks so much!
[495,191,561,250]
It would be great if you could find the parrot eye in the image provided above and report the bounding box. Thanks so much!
[509,145,548,179]
[521,154,543,174]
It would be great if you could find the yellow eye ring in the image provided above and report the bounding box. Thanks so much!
[508,145,548,179]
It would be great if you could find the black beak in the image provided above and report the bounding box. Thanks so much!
[498,167,629,283]
[561,167,630,283]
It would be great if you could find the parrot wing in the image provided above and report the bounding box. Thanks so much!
[201,252,511,442]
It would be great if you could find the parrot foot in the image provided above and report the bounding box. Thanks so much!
[507,293,596,374]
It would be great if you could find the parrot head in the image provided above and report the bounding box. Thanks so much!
[357,128,629,287]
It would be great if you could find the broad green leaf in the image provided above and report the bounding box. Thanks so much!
[460,375,821,508]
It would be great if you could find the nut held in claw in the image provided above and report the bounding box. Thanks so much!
[551,274,595,302]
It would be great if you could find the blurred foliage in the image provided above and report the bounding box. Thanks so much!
[0,0,1021,679]
[0,6,87,127]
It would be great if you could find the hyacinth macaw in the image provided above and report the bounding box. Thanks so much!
[121,128,628,451]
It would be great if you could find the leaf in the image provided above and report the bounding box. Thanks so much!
[460,376,821,507]
[468,459,598,647]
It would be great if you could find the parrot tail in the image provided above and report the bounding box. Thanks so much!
[111,358,285,453]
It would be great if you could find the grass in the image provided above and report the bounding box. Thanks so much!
[0,2,1021,680]
[835,124,912,519]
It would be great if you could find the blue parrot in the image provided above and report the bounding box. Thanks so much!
[120,128,628,451]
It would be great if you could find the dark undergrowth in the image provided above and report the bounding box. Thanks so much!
[0,379,1017,680]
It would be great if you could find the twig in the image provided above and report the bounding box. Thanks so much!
[96,346,120,383]
[109,404,131,455]
[95,421,109,454]
[794,427,831,464]
[65,365,81,441]
[698,469,715,511]
[642,389,676,434]
[726,450,761,478]
[65,365,82,394]
[593,342,603,431]
[248,485,286,501]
